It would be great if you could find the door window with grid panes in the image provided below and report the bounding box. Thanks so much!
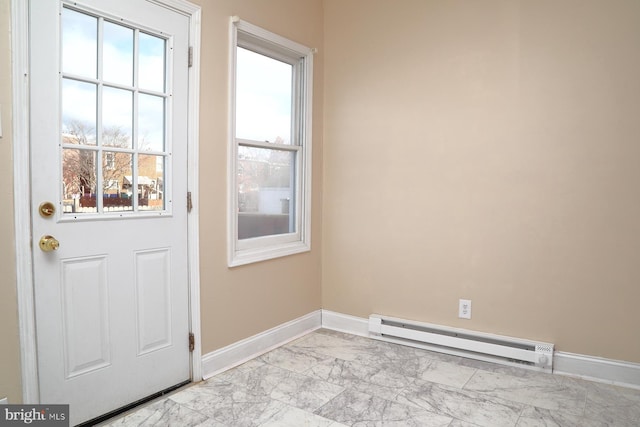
[61,7,169,216]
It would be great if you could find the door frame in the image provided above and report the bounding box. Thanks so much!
[11,0,202,403]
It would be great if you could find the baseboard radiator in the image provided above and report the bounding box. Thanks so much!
[369,314,554,371]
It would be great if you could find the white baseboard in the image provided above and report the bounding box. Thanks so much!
[201,310,322,380]
[321,310,640,389]
[554,351,640,390]
[320,310,369,336]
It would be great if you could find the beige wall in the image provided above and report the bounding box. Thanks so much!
[322,0,640,362]
[0,0,22,404]
[179,0,325,353]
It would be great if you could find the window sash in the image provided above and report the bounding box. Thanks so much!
[236,144,298,240]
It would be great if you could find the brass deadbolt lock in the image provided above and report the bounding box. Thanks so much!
[39,201,56,218]
[39,235,60,252]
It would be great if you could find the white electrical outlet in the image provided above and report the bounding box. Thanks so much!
[459,299,472,319]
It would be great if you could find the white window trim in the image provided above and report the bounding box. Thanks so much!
[228,17,314,267]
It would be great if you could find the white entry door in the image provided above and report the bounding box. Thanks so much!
[30,1,191,424]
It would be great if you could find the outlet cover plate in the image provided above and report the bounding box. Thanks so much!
[459,299,472,319]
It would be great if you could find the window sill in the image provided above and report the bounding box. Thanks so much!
[228,240,310,267]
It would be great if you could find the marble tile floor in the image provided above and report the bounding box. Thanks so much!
[102,329,640,427]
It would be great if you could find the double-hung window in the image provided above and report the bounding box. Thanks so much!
[229,18,314,266]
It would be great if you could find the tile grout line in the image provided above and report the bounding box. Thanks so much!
[460,367,479,390]
[512,404,527,427]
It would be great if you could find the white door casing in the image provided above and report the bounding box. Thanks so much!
[24,0,201,424]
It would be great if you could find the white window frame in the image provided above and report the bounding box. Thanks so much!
[228,17,314,267]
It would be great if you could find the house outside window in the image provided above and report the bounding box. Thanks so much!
[228,18,314,266]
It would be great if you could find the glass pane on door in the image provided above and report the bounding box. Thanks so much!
[62,148,97,214]
[139,33,166,92]
[62,8,97,78]
[62,79,97,145]
[138,94,165,152]
[138,154,164,211]
[103,21,134,86]
[102,87,133,149]
[103,152,133,212]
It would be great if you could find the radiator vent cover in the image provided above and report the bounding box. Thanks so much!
[369,314,554,371]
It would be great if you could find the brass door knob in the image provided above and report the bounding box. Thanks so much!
[39,235,60,252]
